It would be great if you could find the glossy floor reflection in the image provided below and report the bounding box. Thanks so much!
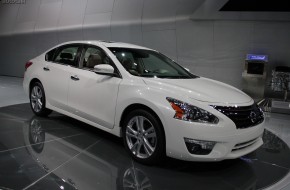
[0,104,289,190]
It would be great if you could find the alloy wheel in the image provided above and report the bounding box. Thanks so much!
[31,86,43,113]
[125,116,157,159]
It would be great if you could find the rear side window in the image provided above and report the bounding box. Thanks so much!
[45,48,57,62]
[53,45,80,67]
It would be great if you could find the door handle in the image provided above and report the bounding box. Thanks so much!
[71,75,79,81]
[43,67,50,71]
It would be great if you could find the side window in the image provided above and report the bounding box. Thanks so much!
[82,46,112,69]
[45,48,57,62]
[53,46,80,67]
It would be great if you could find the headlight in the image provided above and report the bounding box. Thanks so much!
[166,97,219,124]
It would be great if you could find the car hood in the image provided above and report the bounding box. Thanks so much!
[142,77,252,104]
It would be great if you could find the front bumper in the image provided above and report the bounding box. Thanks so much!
[164,113,265,162]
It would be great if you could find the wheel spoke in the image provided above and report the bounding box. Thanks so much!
[36,101,39,110]
[145,132,156,138]
[126,131,138,139]
[38,90,42,99]
[34,102,38,111]
[130,142,139,153]
[31,95,37,101]
[144,126,154,134]
[36,102,41,112]
[38,99,42,107]
[31,101,35,109]
[36,88,40,98]
[136,141,142,155]
[143,138,154,154]
[33,87,37,96]
[31,101,36,107]
[136,116,144,132]
[143,143,151,156]
[144,132,156,140]
[127,125,137,135]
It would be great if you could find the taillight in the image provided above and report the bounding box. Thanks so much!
[25,61,33,71]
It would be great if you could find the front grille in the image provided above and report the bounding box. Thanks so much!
[212,104,264,129]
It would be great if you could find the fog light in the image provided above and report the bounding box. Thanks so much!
[184,138,216,155]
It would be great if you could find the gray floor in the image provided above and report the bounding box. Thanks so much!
[0,76,289,190]
[265,112,290,190]
[0,76,29,107]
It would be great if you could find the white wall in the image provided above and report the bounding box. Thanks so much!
[0,0,290,89]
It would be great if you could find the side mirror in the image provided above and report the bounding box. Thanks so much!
[94,64,115,76]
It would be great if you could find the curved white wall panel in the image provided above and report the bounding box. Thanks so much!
[34,0,62,32]
[143,30,177,60]
[0,4,20,35]
[13,0,40,34]
[111,0,143,44]
[82,12,112,41]
[142,0,177,31]
[1,0,290,90]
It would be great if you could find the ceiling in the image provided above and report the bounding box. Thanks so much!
[191,0,290,21]
[220,0,290,12]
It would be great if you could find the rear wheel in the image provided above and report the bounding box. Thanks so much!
[122,109,165,165]
[30,82,52,117]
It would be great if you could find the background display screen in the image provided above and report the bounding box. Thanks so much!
[247,62,264,75]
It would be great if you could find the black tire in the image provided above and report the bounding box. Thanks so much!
[122,109,165,165]
[30,82,52,117]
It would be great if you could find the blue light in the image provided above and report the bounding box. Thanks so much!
[246,54,268,62]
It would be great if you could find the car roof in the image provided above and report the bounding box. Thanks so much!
[58,40,153,51]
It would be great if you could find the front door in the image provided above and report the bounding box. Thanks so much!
[67,45,121,129]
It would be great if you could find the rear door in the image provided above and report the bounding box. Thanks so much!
[42,44,82,111]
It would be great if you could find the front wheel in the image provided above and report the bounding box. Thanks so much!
[30,82,52,117]
[122,109,165,165]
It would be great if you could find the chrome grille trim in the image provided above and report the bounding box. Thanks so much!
[212,104,264,129]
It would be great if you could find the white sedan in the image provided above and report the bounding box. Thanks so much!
[23,41,265,164]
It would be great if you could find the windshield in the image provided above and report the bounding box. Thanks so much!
[108,48,198,79]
